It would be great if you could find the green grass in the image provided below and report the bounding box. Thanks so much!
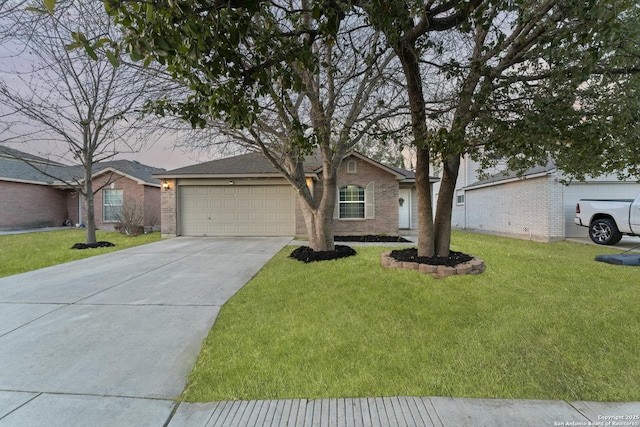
[0,229,162,278]
[182,231,640,403]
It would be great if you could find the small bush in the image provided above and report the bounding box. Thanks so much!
[114,201,145,236]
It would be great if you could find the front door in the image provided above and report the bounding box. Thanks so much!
[398,189,411,229]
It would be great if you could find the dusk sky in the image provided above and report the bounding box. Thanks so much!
[0,43,212,171]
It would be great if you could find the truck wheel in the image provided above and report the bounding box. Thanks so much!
[589,218,623,245]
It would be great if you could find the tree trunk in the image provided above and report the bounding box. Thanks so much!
[415,147,435,257]
[298,168,336,252]
[84,191,97,244]
[299,203,335,252]
[83,162,97,245]
[394,41,435,257]
[433,154,461,257]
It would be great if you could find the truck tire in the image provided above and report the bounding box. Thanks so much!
[589,218,623,245]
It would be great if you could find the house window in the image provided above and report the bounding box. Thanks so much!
[339,185,365,218]
[103,189,123,221]
[456,190,465,205]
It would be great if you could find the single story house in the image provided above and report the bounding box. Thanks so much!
[0,145,163,231]
[155,151,436,238]
[437,154,640,241]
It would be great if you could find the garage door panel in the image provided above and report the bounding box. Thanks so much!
[180,185,295,236]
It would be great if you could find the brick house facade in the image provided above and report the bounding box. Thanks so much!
[0,180,72,229]
[0,146,162,231]
[156,151,433,238]
[294,155,403,236]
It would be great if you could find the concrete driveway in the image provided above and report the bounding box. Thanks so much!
[0,237,291,426]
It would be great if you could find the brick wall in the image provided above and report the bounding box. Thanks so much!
[81,173,160,231]
[0,180,69,229]
[294,155,400,237]
[462,174,564,241]
[160,179,176,237]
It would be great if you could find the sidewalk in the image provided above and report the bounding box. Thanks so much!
[167,396,640,427]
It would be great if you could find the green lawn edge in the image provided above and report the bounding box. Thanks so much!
[182,231,640,403]
[0,229,162,278]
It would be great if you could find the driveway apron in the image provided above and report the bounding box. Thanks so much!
[0,237,291,427]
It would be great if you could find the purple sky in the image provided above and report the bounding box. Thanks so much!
[112,139,199,170]
[0,14,214,171]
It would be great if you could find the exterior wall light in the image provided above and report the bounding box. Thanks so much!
[162,180,171,190]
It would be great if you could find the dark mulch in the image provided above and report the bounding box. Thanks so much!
[390,248,473,267]
[289,245,357,263]
[334,235,411,243]
[71,241,115,250]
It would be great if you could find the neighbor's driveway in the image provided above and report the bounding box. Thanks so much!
[0,237,291,426]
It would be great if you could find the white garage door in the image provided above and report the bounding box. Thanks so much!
[180,185,295,236]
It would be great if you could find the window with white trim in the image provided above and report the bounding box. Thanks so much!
[103,189,123,221]
[339,185,365,218]
[456,190,465,205]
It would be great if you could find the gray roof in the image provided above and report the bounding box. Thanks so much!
[0,145,66,166]
[0,145,163,186]
[0,147,69,184]
[157,150,419,181]
[58,160,164,185]
[162,152,283,176]
[465,160,557,189]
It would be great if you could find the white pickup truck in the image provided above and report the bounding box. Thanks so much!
[574,192,640,245]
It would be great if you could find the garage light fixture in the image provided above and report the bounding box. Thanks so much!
[162,180,171,190]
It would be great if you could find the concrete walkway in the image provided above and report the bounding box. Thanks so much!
[1,236,639,426]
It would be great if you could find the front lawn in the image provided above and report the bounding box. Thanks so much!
[0,229,162,278]
[182,231,640,402]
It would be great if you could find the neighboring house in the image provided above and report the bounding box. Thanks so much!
[0,145,163,231]
[155,151,437,238]
[436,154,640,241]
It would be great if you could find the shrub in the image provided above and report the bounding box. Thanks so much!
[114,201,144,236]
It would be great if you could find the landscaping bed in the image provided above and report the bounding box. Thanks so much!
[289,235,410,263]
[389,248,473,267]
[289,245,357,263]
[71,241,115,249]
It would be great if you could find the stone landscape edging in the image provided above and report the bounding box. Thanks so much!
[380,251,486,279]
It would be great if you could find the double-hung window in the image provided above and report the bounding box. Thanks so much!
[103,189,123,222]
[339,185,365,219]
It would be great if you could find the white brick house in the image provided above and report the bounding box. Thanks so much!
[434,154,640,241]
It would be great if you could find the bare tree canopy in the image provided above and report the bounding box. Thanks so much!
[0,0,174,243]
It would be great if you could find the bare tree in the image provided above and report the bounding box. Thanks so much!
[0,0,171,244]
